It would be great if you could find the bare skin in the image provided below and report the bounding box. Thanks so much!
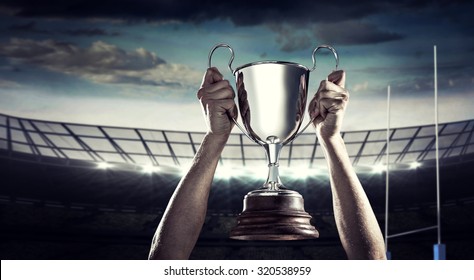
[149,68,386,260]
[148,67,235,260]
[310,70,386,260]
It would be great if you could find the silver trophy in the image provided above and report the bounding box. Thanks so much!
[208,43,339,240]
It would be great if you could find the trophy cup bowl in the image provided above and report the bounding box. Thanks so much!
[208,44,339,240]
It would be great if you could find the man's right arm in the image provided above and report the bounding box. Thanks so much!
[148,67,236,259]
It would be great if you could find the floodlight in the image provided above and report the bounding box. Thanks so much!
[410,161,422,169]
[97,162,112,169]
[372,163,387,173]
[142,164,159,174]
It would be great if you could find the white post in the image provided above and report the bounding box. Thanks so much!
[433,45,446,260]
[385,85,391,253]
[434,45,441,245]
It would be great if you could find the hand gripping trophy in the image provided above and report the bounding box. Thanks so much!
[208,43,339,240]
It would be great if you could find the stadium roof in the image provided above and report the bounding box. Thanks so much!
[1,113,473,176]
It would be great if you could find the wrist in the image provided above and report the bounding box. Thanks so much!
[203,132,229,148]
[318,132,344,148]
[192,132,229,165]
[202,132,230,154]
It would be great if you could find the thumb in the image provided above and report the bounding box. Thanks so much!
[201,67,224,87]
[328,70,346,88]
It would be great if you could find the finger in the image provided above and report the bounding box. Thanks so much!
[201,67,224,87]
[319,98,346,114]
[205,80,232,94]
[197,80,234,99]
[318,80,350,100]
[317,89,349,101]
[200,87,235,101]
[227,103,238,120]
[328,70,346,88]
[319,101,328,120]
[206,99,237,115]
[308,98,320,120]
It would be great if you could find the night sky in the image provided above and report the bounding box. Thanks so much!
[0,0,473,131]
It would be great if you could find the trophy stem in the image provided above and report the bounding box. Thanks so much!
[263,139,283,190]
[265,164,282,190]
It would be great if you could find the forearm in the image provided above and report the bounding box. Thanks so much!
[148,133,228,260]
[320,134,386,260]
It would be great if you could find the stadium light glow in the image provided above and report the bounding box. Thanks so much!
[410,161,422,169]
[372,163,387,174]
[141,164,159,174]
[286,167,318,179]
[215,166,249,179]
[97,162,112,169]
[214,166,326,180]
[215,166,234,179]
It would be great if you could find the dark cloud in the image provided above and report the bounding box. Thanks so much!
[0,38,164,70]
[2,1,472,53]
[268,23,312,52]
[0,38,202,87]
[7,21,120,37]
[314,21,404,45]
[268,20,404,52]
[454,10,474,38]
[0,0,376,23]
[61,28,120,37]
[1,0,466,25]
[102,74,182,87]
[8,21,50,34]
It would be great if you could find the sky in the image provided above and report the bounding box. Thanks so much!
[0,0,473,132]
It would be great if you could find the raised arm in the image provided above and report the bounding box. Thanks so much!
[309,70,386,260]
[148,67,236,260]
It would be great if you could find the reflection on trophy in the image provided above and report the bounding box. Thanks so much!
[208,43,339,240]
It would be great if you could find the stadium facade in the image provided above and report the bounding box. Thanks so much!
[1,113,473,259]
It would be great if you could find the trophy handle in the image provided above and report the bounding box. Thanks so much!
[285,45,340,143]
[309,45,339,72]
[208,43,235,73]
[208,43,257,143]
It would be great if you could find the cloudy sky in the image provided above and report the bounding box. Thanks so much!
[0,0,473,132]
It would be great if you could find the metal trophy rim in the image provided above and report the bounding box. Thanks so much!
[244,188,302,197]
[208,43,339,74]
[233,60,310,75]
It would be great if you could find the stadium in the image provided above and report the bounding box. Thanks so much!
[1,112,473,260]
